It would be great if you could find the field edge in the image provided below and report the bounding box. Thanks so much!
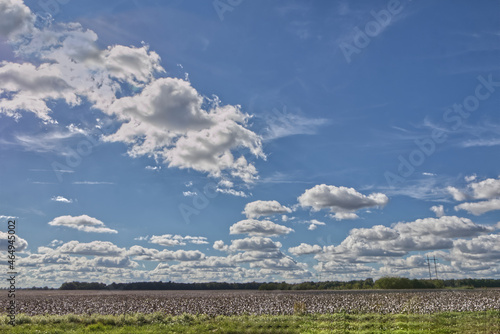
[0,310,499,334]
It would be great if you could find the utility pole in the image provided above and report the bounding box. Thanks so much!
[433,256,438,280]
[427,256,432,279]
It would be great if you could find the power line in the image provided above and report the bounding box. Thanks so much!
[426,256,432,280]
[433,256,438,280]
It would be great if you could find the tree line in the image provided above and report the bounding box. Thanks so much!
[59,277,500,290]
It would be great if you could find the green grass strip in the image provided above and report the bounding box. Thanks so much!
[0,311,498,333]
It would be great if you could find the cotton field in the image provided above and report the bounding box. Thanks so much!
[5,289,500,316]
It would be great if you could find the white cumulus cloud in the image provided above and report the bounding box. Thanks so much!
[455,198,500,216]
[57,240,125,257]
[243,200,292,218]
[103,78,264,182]
[48,215,118,233]
[51,196,72,203]
[0,1,265,183]
[229,237,282,252]
[229,219,294,236]
[298,184,388,218]
[0,0,34,39]
[288,243,322,256]
[0,231,28,252]
[149,234,208,247]
[430,205,444,217]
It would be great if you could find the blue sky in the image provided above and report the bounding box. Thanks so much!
[1,0,499,287]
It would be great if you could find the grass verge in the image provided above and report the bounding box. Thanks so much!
[0,310,498,333]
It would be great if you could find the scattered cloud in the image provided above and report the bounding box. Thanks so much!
[455,198,500,215]
[448,177,500,201]
[243,200,292,218]
[229,219,294,236]
[469,178,500,199]
[307,219,326,230]
[51,196,73,203]
[0,0,265,183]
[315,216,496,265]
[102,78,265,182]
[3,1,500,285]
[127,245,205,261]
[58,240,125,256]
[465,174,477,182]
[288,243,322,256]
[447,186,468,201]
[30,169,74,174]
[72,181,114,185]
[216,188,249,197]
[12,128,88,155]
[381,176,452,201]
[149,234,208,247]
[392,216,494,239]
[229,237,282,252]
[448,177,500,215]
[330,212,359,221]
[461,138,500,148]
[430,205,444,217]
[93,256,138,268]
[213,240,228,251]
[0,231,28,251]
[298,184,388,218]
[262,107,329,140]
[452,233,500,262]
[48,240,64,247]
[48,215,118,233]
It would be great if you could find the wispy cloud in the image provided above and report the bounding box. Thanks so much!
[275,3,311,16]
[72,181,114,185]
[29,169,74,173]
[379,175,456,201]
[216,188,249,197]
[460,138,500,148]
[13,125,92,155]
[258,171,314,185]
[262,107,329,141]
